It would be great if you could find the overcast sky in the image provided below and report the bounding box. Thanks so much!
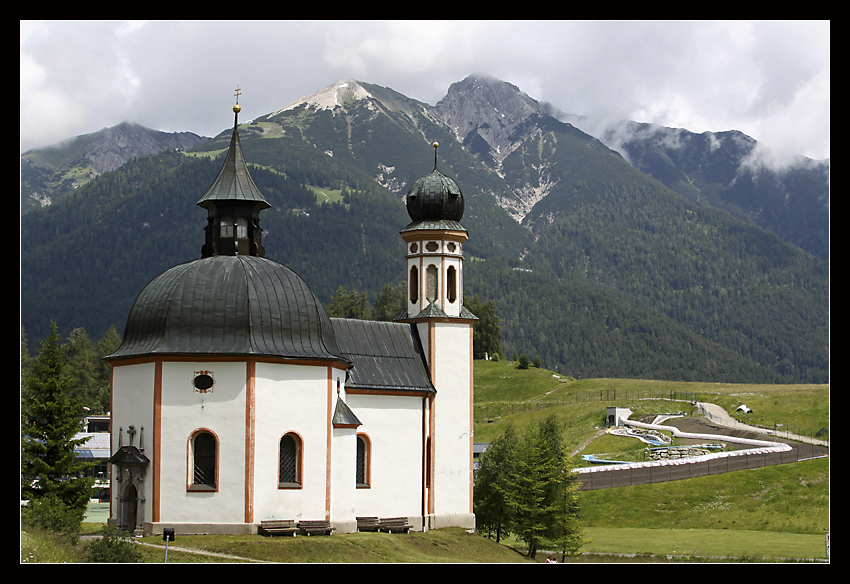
[20,20,830,161]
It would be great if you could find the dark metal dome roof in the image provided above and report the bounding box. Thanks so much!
[405,167,465,224]
[403,142,465,231]
[106,255,345,363]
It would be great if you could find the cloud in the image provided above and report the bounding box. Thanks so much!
[20,20,829,160]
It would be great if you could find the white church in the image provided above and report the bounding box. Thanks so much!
[105,96,476,536]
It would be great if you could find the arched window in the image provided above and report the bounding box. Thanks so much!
[426,265,438,303]
[447,265,457,303]
[409,265,419,304]
[189,430,217,491]
[279,433,302,488]
[236,216,248,239]
[219,216,234,238]
[356,434,371,488]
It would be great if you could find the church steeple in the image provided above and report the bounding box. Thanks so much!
[198,87,271,258]
[399,142,470,319]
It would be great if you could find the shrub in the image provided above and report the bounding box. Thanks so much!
[85,526,143,563]
[21,494,85,545]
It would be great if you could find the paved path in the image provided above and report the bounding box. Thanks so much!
[696,402,828,446]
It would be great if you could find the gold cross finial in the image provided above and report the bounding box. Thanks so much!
[233,85,242,114]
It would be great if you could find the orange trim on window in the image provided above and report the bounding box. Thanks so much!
[187,428,220,493]
[356,433,372,488]
[277,431,304,489]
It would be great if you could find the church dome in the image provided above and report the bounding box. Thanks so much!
[107,255,346,362]
[405,142,464,226]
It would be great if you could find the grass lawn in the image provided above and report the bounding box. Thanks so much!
[580,527,826,560]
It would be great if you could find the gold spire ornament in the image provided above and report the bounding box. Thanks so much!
[233,85,242,114]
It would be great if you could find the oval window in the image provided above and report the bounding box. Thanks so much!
[194,374,214,392]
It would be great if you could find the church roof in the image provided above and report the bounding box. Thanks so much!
[403,142,466,232]
[197,102,270,211]
[331,318,436,394]
[107,255,346,363]
[108,445,149,466]
[332,396,363,427]
[394,302,478,321]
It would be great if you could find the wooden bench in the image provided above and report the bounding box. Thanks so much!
[298,520,334,536]
[258,519,298,537]
[356,516,381,532]
[378,517,412,534]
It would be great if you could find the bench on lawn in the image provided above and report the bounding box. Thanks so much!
[298,520,334,536]
[378,517,412,534]
[258,519,298,537]
[356,516,381,532]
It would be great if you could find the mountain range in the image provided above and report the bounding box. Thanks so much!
[19,75,829,384]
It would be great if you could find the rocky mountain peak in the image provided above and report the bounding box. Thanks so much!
[274,79,374,116]
[83,122,208,174]
[434,75,546,166]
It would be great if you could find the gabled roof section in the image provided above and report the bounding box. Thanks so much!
[108,445,150,467]
[331,318,436,394]
[332,397,362,428]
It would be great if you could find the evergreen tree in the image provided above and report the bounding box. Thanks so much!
[473,425,518,543]
[326,285,371,319]
[64,328,99,411]
[464,293,502,359]
[372,282,405,321]
[21,322,95,538]
[504,415,584,559]
[507,422,559,558]
[517,353,530,370]
[94,325,122,413]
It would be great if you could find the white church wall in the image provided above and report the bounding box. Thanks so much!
[348,393,424,517]
[158,361,247,524]
[252,362,335,521]
[431,323,473,519]
[110,362,156,522]
[330,427,357,530]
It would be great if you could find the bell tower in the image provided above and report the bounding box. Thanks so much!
[197,86,270,258]
[397,142,476,530]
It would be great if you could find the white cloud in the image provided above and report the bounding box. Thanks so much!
[20,20,829,160]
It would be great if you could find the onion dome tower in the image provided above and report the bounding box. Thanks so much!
[399,142,474,320]
[107,90,345,364]
[397,142,476,529]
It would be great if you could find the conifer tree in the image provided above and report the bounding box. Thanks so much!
[326,285,371,319]
[493,415,584,559]
[464,294,502,359]
[372,282,405,321]
[508,421,560,558]
[21,322,95,536]
[473,425,518,542]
